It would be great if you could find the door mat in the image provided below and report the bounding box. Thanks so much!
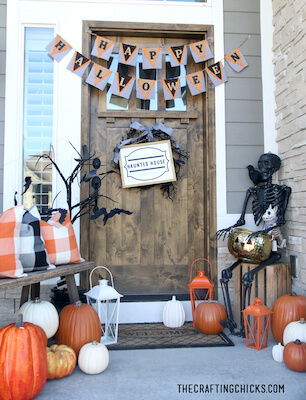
[108,322,234,350]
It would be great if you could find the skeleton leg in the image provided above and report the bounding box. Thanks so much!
[219,259,242,334]
[240,252,282,336]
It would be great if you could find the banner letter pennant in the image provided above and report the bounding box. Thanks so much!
[205,61,228,86]
[66,51,91,77]
[86,63,112,91]
[118,43,139,66]
[136,79,156,100]
[45,35,72,62]
[225,47,248,72]
[91,35,115,61]
[111,72,135,99]
[162,78,181,100]
[168,45,187,67]
[142,47,162,70]
[186,71,206,96]
[189,40,213,63]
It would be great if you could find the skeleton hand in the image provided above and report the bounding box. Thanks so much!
[215,218,245,241]
[215,226,233,240]
[246,229,267,241]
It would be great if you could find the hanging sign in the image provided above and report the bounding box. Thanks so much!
[119,140,176,188]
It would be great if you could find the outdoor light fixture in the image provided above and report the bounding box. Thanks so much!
[188,258,215,327]
[242,297,273,350]
[85,266,123,345]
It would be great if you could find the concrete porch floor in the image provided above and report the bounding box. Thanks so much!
[34,333,306,400]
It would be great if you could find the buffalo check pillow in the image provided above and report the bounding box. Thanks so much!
[40,212,83,265]
[0,206,26,278]
[19,205,55,272]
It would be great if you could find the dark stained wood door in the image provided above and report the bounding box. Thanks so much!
[81,22,217,299]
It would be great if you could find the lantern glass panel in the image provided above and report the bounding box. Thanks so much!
[86,297,120,345]
[244,314,271,350]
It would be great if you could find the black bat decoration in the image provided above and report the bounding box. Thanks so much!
[89,207,133,225]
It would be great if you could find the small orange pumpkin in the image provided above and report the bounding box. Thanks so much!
[283,339,306,372]
[55,301,102,356]
[47,344,77,380]
[195,300,227,335]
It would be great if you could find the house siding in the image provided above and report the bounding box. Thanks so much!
[216,0,265,304]
[224,0,264,214]
[0,0,6,214]
[273,0,306,295]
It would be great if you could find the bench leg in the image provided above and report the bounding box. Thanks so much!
[20,286,30,307]
[30,283,40,300]
[65,275,80,304]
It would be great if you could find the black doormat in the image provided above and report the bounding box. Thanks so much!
[108,322,234,350]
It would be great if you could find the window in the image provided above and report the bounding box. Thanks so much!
[22,27,54,214]
[106,53,187,111]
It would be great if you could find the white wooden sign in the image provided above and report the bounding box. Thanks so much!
[119,140,176,188]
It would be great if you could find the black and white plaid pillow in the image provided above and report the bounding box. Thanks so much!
[19,206,55,272]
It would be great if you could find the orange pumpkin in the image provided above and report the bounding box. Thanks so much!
[0,314,48,400]
[195,300,227,335]
[271,292,306,344]
[283,339,306,372]
[47,344,77,380]
[55,301,102,356]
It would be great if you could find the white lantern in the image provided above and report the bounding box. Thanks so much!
[84,266,123,345]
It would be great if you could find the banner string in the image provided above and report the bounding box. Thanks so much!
[84,31,251,83]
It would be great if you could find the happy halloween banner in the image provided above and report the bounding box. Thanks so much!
[46,34,249,101]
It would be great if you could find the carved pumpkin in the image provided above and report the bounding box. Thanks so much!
[283,318,306,346]
[283,339,306,372]
[55,301,102,356]
[162,296,185,328]
[78,341,109,374]
[46,344,77,380]
[0,314,48,400]
[271,293,306,344]
[195,300,227,335]
[19,297,59,339]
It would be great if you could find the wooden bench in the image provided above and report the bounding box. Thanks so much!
[0,261,95,307]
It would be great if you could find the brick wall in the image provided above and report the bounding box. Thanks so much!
[272,0,306,295]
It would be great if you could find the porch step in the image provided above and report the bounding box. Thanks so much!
[120,292,190,303]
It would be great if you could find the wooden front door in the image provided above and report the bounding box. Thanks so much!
[81,22,217,299]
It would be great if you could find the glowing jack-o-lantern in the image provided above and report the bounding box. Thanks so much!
[228,228,272,263]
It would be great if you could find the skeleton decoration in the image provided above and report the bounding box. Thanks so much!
[216,153,291,336]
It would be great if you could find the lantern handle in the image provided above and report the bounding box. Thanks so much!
[89,266,115,291]
[189,258,213,283]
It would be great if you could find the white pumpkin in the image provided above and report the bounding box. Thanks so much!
[272,342,284,362]
[78,341,109,374]
[283,318,306,346]
[162,296,185,328]
[18,297,59,338]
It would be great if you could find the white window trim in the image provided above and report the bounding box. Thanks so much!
[4,23,59,210]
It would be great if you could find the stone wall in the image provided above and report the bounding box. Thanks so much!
[272,0,306,295]
[0,285,53,329]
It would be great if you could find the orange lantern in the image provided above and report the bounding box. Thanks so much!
[188,258,215,327]
[242,297,273,350]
